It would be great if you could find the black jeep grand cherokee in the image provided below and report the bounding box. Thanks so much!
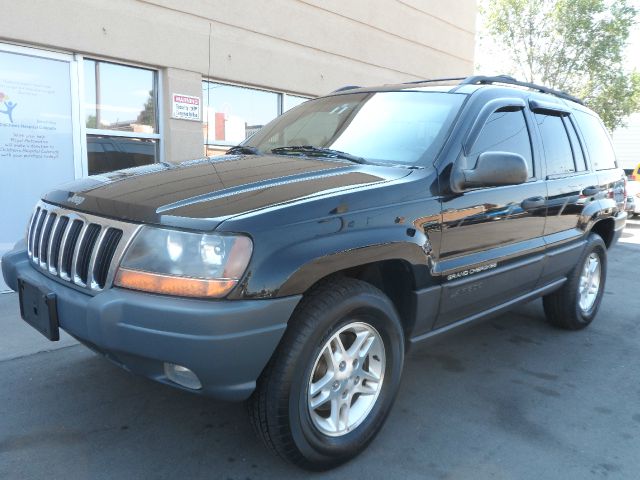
[2,75,627,470]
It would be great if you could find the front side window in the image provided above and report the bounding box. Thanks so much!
[83,59,159,175]
[469,109,534,177]
[535,113,575,176]
[244,91,465,166]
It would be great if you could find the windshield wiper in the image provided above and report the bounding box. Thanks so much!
[271,145,368,164]
[226,145,260,155]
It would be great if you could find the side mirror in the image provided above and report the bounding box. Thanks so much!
[451,151,528,192]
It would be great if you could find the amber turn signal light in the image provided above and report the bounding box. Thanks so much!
[115,268,238,298]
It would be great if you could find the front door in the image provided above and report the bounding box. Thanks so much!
[435,105,547,328]
[0,44,81,292]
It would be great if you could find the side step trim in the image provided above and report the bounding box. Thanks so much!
[409,278,566,346]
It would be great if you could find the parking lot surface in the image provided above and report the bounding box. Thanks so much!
[1,217,639,479]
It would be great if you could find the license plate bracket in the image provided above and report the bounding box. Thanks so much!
[18,278,60,341]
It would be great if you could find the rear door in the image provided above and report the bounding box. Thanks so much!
[572,110,627,213]
[435,101,547,328]
[532,101,601,286]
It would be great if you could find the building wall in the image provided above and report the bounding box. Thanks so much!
[612,113,640,170]
[1,0,476,162]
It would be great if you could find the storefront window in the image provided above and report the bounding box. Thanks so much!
[202,82,279,149]
[83,59,159,174]
[202,81,312,155]
[284,94,309,111]
[87,135,158,175]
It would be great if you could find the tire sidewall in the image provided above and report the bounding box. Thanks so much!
[573,236,607,324]
[287,290,404,466]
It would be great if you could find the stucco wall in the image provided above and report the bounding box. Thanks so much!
[0,0,477,161]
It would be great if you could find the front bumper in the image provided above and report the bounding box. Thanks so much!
[2,245,301,401]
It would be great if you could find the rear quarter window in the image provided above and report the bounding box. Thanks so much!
[574,111,617,170]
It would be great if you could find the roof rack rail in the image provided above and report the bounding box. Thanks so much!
[332,85,361,93]
[460,75,584,105]
[401,76,468,85]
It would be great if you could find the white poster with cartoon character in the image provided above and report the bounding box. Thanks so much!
[0,48,76,292]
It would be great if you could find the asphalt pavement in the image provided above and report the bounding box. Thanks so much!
[1,217,639,479]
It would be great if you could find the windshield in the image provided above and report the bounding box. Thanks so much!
[243,91,466,166]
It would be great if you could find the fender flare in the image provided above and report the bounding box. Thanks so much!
[230,226,431,299]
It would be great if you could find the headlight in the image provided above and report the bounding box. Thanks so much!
[114,227,252,298]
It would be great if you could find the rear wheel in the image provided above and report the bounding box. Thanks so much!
[543,233,607,330]
[247,277,404,470]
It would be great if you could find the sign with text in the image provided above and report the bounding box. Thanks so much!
[172,94,201,121]
[0,48,76,291]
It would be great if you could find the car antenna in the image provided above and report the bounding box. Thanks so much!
[206,22,213,151]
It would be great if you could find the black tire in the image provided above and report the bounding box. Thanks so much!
[247,277,404,471]
[543,233,607,330]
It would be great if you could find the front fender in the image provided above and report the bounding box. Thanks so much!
[230,226,431,299]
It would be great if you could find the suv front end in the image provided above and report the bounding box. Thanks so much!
[2,201,301,400]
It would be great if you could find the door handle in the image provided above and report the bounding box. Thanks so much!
[521,196,546,210]
[582,186,601,196]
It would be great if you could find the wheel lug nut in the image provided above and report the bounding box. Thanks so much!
[342,390,348,399]
[339,361,346,371]
[332,381,340,390]
[352,359,358,368]
[354,376,360,384]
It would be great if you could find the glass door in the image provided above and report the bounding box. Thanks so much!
[0,44,82,292]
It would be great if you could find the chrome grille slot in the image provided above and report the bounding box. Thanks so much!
[26,201,140,293]
[32,209,47,260]
[61,220,83,279]
[75,223,101,285]
[39,213,57,267]
[92,228,123,289]
[27,207,41,256]
[48,216,69,274]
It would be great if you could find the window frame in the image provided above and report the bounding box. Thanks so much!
[78,55,163,176]
[202,78,312,152]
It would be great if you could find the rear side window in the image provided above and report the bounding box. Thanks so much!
[574,111,617,170]
[535,113,575,176]
[563,117,587,172]
[469,109,534,177]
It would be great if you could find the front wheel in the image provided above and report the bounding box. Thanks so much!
[543,233,607,330]
[247,277,404,470]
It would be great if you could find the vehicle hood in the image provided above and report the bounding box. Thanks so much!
[43,155,410,230]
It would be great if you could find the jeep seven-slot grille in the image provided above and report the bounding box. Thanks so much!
[26,202,136,292]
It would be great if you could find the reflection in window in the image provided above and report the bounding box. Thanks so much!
[87,135,157,175]
[564,116,587,171]
[83,59,159,175]
[246,92,465,165]
[202,82,279,146]
[574,111,617,170]
[471,109,534,177]
[83,59,157,133]
[535,113,575,175]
